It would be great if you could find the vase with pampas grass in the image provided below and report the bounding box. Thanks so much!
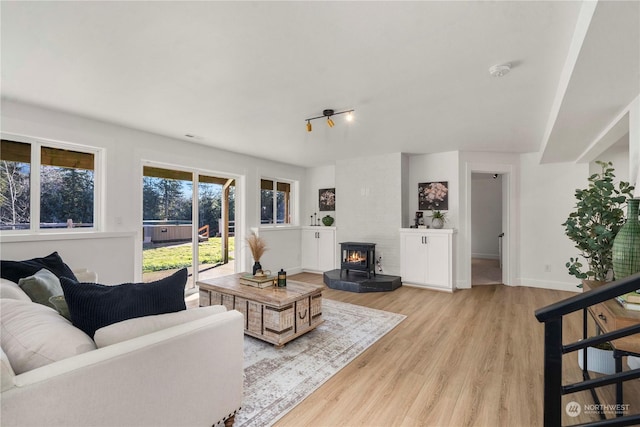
[246,231,268,275]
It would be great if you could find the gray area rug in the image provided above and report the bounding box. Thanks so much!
[236,298,406,427]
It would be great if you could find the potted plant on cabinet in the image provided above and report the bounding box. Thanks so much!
[430,210,447,229]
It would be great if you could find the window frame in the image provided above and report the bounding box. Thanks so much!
[259,176,297,227]
[0,133,103,234]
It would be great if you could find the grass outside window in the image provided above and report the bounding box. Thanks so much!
[143,237,234,273]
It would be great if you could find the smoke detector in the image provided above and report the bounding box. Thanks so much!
[489,63,511,77]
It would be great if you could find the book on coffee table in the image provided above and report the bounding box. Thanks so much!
[239,273,276,288]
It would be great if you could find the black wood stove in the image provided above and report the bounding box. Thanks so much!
[340,242,376,278]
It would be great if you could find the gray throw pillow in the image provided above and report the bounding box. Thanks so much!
[49,295,71,320]
[18,269,64,309]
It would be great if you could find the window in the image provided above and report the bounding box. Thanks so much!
[40,147,95,229]
[261,178,292,225]
[0,140,30,230]
[0,138,99,231]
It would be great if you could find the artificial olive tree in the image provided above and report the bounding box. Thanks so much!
[563,161,634,281]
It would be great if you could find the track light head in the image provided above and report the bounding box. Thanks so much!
[305,108,354,131]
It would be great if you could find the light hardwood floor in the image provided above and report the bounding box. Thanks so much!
[269,273,640,427]
[472,257,502,285]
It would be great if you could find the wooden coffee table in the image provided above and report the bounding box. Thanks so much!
[198,273,324,347]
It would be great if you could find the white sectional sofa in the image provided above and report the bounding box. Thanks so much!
[0,271,244,427]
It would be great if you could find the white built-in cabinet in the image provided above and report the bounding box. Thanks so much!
[301,226,336,273]
[400,228,455,292]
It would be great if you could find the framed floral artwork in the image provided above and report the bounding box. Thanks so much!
[418,181,449,210]
[319,188,336,211]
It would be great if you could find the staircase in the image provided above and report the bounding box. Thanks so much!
[535,273,640,426]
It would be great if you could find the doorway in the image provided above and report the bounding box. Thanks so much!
[142,165,236,290]
[471,173,503,285]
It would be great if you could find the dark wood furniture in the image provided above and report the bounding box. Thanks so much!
[583,280,640,417]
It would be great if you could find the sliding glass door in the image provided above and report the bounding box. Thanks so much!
[142,166,235,290]
[197,175,235,283]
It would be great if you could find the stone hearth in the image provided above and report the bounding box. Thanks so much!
[323,269,402,293]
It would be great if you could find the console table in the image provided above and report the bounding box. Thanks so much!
[583,280,640,417]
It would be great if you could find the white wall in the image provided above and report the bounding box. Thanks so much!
[592,136,630,181]
[253,227,303,275]
[407,151,460,228]
[336,153,404,275]
[630,96,640,193]
[471,173,502,259]
[1,100,306,281]
[401,154,410,229]
[519,152,588,291]
[0,99,602,292]
[0,233,135,284]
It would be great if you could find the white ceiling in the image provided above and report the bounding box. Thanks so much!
[1,1,638,168]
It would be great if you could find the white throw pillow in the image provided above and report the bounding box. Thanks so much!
[0,299,96,374]
[0,278,30,301]
[94,305,227,348]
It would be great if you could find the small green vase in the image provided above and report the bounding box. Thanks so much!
[612,198,640,280]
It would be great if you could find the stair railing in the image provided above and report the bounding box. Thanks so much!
[534,272,640,426]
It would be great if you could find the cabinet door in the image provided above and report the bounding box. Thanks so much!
[401,233,428,284]
[301,229,319,270]
[425,234,450,288]
[317,229,336,272]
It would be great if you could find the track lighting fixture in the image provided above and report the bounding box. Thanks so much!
[305,108,354,132]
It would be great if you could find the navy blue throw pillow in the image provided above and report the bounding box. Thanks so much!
[60,268,187,338]
[0,251,77,284]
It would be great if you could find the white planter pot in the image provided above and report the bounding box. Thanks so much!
[578,346,616,375]
[628,356,640,370]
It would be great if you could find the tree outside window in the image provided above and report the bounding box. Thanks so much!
[0,140,30,230]
[261,178,291,225]
[1,139,96,231]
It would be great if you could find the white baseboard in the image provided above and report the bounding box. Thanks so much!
[402,282,454,293]
[513,277,582,293]
[456,279,471,289]
[287,267,304,275]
